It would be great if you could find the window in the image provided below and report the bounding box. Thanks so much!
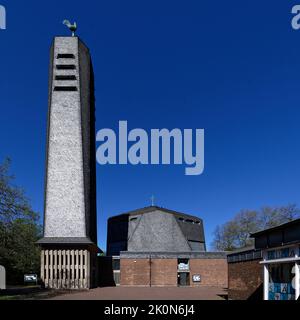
[54,86,77,92]
[57,53,75,59]
[56,64,76,70]
[55,75,77,81]
[112,258,120,271]
[178,259,189,272]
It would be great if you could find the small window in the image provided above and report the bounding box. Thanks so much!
[178,217,184,222]
[54,86,77,92]
[56,64,76,70]
[186,219,194,223]
[178,259,190,271]
[112,259,120,271]
[57,53,75,59]
[55,75,77,81]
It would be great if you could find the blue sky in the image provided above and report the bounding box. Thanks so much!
[0,0,300,250]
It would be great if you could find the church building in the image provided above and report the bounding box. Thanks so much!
[100,206,227,288]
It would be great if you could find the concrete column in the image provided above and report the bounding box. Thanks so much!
[86,250,90,289]
[263,264,269,301]
[40,250,44,284]
[62,250,65,288]
[66,250,70,288]
[58,250,61,289]
[75,250,79,289]
[53,250,57,288]
[80,250,83,289]
[83,250,87,288]
[71,250,75,289]
[45,250,49,287]
[49,250,53,288]
[295,262,300,300]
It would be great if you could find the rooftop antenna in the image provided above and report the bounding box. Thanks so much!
[151,195,155,207]
[63,20,77,37]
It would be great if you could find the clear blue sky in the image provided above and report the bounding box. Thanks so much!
[0,0,299,250]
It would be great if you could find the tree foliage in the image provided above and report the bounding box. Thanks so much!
[0,158,41,284]
[212,204,300,251]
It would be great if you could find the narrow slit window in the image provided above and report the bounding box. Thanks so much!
[54,86,78,92]
[55,75,77,81]
[57,53,75,59]
[56,64,76,70]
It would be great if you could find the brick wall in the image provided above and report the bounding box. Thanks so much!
[228,260,263,300]
[120,259,178,286]
[120,259,150,286]
[120,258,228,287]
[151,259,177,286]
[190,259,228,288]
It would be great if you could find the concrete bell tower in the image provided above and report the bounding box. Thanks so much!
[38,35,99,289]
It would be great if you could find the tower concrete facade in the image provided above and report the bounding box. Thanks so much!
[38,37,99,289]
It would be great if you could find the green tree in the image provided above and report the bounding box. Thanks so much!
[0,158,41,284]
[212,204,300,251]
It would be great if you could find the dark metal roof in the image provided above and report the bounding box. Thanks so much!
[250,218,300,238]
[108,206,203,222]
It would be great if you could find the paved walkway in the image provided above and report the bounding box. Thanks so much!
[49,286,227,300]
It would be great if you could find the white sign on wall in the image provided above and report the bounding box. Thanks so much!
[193,275,201,283]
[24,274,38,284]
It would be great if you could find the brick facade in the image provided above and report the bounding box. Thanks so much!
[190,259,228,288]
[228,260,263,300]
[151,259,178,286]
[120,257,228,287]
[120,259,150,286]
